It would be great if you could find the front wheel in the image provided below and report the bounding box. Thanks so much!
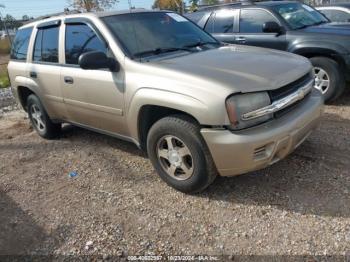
[147,115,217,193]
[310,56,345,102]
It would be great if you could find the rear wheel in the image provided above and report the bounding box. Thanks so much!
[147,115,217,193]
[310,56,345,102]
[27,94,61,139]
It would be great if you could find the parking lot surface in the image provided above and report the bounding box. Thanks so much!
[0,89,349,257]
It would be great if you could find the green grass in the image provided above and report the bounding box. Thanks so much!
[0,74,9,88]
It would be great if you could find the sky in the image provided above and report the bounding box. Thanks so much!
[0,0,178,19]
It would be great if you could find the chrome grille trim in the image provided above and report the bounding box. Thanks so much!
[242,79,314,121]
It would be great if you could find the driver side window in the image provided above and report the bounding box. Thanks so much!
[240,9,279,33]
[65,23,107,65]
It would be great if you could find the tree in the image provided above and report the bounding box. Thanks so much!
[22,15,30,21]
[189,0,199,11]
[69,0,119,12]
[152,0,183,12]
[201,0,219,4]
[3,14,22,29]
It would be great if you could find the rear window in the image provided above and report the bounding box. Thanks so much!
[10,27,33,61]
[205,10,235,33]
[185,12,206,23]
[33,26,59,63]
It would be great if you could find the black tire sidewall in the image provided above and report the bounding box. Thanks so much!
[147,116,215,193]
[27,94,60,139]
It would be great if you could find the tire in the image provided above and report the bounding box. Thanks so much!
[27,94,61,139]
[310,56,345,102]
[147,115,217,193]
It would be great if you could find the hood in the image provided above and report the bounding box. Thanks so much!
[149,45,312,94]
[301,22,350,35]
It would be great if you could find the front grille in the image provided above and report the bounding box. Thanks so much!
[268,72,313,103]
[273,92,310,119]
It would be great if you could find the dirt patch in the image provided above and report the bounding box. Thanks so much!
[0,91,349,257]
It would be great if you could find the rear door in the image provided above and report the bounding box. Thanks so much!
[204,9,239,44]
[27,21,66,120]
[8,27,33,94]
[236,8,287,50]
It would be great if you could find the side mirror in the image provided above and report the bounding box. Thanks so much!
[262,21,282,34]
[78,51,120,72]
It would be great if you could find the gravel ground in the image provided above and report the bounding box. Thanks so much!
[0,87,19,113]
[0,88,349,259]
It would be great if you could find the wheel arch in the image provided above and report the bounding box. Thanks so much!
[137,105,200,151]
[290,46,347,73]
[16,86,35,112]
[126,88,210,151]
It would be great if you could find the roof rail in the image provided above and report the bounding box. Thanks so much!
[197,0,254,11]
[30,9,82,23]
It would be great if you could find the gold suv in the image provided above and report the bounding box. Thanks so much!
[8,10,324,192]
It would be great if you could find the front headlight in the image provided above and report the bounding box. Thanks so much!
[225,92,272,130]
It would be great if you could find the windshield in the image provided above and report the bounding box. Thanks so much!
[102,12,219,59]
[272,3,329,30]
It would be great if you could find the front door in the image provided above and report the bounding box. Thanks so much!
[61,22,126,135]
[235,8,287,51]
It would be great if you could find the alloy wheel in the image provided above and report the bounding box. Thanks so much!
[314,67,330,94]
[156,135,194,181]
[30,104,46,132]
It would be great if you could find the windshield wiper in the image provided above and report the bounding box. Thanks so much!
[184,41,221,48]
[313,21,328,26]
[133,47,193,58]
[296,21,328,30]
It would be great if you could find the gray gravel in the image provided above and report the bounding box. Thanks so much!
[0,87,19,114]
[0,89,349,258]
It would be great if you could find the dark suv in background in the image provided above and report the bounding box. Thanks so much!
[186,1,350,102]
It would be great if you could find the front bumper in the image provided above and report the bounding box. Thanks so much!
[201,90,324,177]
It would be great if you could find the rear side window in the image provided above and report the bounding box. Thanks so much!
[33,26,59,63]
[185,11,206,23]
[65,24,107,65]
[10,27,33,61]
[205,10,235,33]
[240,9,278,33]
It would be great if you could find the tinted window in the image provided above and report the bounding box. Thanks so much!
[206,10,235,33]
[320,9,349,22]
[65,24,107,65]
[33,26,59,63]
[10,27,33,61]
[185,11,206,23]
[240,9,278,33]
[204,13,215,33]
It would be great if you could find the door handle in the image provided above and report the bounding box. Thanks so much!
[30,71,37,78]
[236,36,246,44]
[64,76,74,84]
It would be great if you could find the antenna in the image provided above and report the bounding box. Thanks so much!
[128,0,132,10]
